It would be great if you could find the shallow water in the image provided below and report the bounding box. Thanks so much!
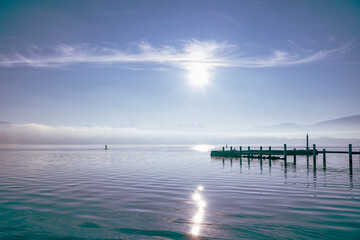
[0,145,359,239]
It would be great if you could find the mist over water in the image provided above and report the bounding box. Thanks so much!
[0,145,359,239]
[2,121,360,145]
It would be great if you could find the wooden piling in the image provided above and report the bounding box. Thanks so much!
[313,144,316,167]
[306,134,309,151]
[222,146,224,152]
[349,144,353,169]
[248,146,251,157]
[293,148,296,164]
[230,146,232,151]
[260,146,263,159]
[323,149,326,168]
[240,146,242,156]
[269,146,272,158]
[269,146,272,167]
[284,144,287,167]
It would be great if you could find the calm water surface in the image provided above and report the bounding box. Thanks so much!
[0,145,359,239]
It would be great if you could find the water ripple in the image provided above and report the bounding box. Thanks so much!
[0,145,359,239]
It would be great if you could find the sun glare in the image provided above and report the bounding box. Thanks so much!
[187,64,210,88]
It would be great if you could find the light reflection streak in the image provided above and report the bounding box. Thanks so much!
[191,145,215,153]
[190,185,206,236]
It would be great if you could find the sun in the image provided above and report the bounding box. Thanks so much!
[187,64,210,88]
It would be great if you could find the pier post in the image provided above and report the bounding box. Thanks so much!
[269,146,272,158]
[284,144,287,167]
[260,146,263,170]
[349,144,353,169]
[269,146,272,167]
[240,146,242,156]
[313,144,316,168]
[306,134,309,151]
[222,146,224,152]
[293,148,296,164]
[230,146,233,151]
[323,149,326,169]
[248,146,251,157]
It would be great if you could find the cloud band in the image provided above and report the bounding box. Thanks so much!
[0,39,351,69]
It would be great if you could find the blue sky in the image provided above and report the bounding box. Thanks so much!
[0,0,360,143]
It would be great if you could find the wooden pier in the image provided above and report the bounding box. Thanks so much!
[210,135,359,170]
[211,145,359,157]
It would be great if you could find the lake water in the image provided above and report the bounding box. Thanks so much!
[0,145,359,239]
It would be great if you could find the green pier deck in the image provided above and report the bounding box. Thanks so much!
[210,149,315,158]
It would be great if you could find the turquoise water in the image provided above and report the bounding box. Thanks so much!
[0,145,359,239]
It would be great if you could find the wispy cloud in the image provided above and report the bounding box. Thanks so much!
[0,39,352,69]
[209,11,242,28]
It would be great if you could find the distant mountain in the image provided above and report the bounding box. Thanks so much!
[157,123,209,131]
[312,115,360,131]
[313,115,360,127]
[259,123,299,128]
[0,121,10,125]
[253,114,360,132]
[253,123,306,132]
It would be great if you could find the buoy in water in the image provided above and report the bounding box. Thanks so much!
[105,145,108,150]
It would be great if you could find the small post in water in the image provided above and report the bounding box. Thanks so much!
[222,146,225,152]
[349,144,353,169]
[269,146,272,158]
[293,148,296,164]
[284,144,287,167]
[260,146,263,159]
[240,146,242,156]
[269,146,272,167]
[313,144,316,168]
[323,149,326,169]
[306,134,309,151]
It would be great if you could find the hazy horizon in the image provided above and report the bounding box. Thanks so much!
[1,114,360,145]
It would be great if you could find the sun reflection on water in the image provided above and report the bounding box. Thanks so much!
[190,185,206,236]
[191,145,215,153]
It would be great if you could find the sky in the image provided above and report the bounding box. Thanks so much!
[0,0,360,144]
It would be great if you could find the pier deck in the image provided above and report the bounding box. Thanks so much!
[211,149,315,158]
